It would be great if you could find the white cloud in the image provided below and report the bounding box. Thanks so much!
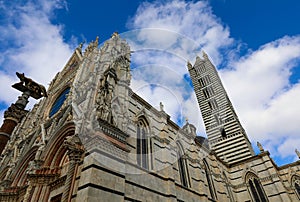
[126,0,300,164]
[220,36,300,151]
[126,0,233,64]
[0,0,73,120]
[125,0,234,131]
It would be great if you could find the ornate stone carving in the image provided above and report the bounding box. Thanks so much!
[4,103,28,120]
[96,68,117,124]
[84,36,99,55]
[3,161,15,180]
[63,134,84,156]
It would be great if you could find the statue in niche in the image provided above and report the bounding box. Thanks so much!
[95,69,116,124]
[33,134,46,163]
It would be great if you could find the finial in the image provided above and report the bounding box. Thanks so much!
[295,149,300,159]
[185,117,189,124]
[95,36,99,47]
[187,61,192,70]
[78,42,83,50]
[202,51,208,59]
[111,32,119,38]
[257,141,264,153]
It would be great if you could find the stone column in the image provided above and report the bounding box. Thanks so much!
[0,92,30,154]
[23,181,33,202]
[61,134,84,202]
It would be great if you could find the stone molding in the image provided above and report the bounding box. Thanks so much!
[95,119,129,144]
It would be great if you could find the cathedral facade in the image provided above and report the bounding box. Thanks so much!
[0,33,299,202]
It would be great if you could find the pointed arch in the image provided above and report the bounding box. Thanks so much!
[0,167,9,181]
[291,175,300,199]
[203,159,217,200]
[176,141,189,187]
[245,172,268,202]
[136,116,150,169]
[11,147,37,187]
[223,172,234,202]
[43,122,75,167]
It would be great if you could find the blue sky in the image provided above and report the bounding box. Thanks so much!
[1,0,300,166]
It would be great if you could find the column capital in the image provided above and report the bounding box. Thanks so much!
[63,134,84,162]
[4,103,28,122]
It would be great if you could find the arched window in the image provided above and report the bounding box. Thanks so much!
[246,173,268,202]
[291,175,300,199]
[136,120,149,169]
[223,172,234,202]
[203,159,217,200]
[177,142,189,187]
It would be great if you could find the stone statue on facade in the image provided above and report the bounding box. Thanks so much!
[96,68,117,124]
[96,80,112,122]
[295,149,300,159]
[160,102,164,111]
[33,134,46,163]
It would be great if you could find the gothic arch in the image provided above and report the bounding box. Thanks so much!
[176,141,190,187]
[135,108,151,129]
[291,175,300,199]
[245,172,268,202]
[223,172,234,202]
[0,166,9,181]
[203,159,217,200]
[11,147,37,187]
[136,116,151,169]
[43,122,75,167]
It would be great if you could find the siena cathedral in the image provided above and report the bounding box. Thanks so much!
[0,33,300,202]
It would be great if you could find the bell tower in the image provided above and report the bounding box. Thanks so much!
[188,52,254,164]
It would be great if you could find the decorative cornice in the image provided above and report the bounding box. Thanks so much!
[152,135,170,144]
[49,175,67,192]
[95,119,129,144]
[27,173,59,185]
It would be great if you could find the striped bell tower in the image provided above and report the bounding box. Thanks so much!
[188,52,254,164]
